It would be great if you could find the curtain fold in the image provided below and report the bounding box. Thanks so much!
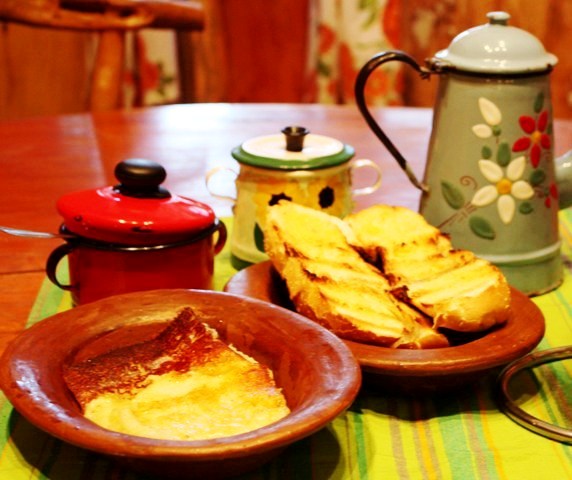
[125,30,182,107]
[305,0,404,105]
[129,0,404,107]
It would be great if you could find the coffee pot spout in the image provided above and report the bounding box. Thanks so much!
[556,150,572,210]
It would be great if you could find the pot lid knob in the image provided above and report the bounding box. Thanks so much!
[281,126,310,152]
[487,10,510,25]
[114,159,170,199]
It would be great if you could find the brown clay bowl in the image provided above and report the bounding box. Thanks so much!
[224,261,546,396]
[0,289,361,479]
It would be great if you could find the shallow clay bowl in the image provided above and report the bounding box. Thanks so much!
[0,289,361,479]
[224,261,546,395]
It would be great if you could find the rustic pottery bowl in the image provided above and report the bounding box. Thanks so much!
[0,289,361,479]
[224,261,546,395]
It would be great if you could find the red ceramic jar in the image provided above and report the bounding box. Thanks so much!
[46,159,227,305]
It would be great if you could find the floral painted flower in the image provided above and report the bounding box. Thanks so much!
[471,156,535,224]
[545,182,559,208]
[472,97,502,138]
[512,111,551,168]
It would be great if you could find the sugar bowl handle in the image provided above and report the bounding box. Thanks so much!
[350,159,382,196]
[46,243,75,291]
[213,219,227,255]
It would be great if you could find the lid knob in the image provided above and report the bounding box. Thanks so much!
[114,159,171,199]
[487,11,510,25]
[281,126,309,152]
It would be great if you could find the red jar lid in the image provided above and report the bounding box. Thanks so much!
[56,159,216,246]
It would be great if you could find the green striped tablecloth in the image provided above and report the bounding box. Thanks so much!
[0,216,570,480]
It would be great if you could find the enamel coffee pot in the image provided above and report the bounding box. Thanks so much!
[355,11,572,296]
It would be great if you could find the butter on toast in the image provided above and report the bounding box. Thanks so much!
[345,205,511,332]
[264,201,450,348]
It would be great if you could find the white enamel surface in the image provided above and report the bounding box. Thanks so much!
[242,134,344,161]
[434,12,557,73]
[506,156,526,181]
[497,194,515,224]
[478,97,502,125]
[478,160,503,183]
[472,124,493,138]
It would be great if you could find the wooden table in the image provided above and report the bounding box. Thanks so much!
[0,104,429,350]
[2,104,572,353]
[1,104,572,480]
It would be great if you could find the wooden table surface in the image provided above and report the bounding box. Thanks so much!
[1,103,571,355]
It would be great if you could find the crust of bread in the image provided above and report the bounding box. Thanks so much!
[345,205,511,332]
[264,201,450,348]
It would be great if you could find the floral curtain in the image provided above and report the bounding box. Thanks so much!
[305,0,404,106]
[126,0,404,107]
[124,30,182,107]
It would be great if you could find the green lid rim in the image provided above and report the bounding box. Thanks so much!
[231,144,355,170]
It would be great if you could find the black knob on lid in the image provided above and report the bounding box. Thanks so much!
[114,159,171,198]
[282,126,309,152]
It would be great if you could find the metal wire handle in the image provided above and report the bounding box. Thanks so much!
[496,345,572,444]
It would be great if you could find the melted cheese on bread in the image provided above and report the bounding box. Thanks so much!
[64,308,290,441]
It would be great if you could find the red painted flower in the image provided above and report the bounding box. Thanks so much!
[545,182,559,208]
[512,111,551,168]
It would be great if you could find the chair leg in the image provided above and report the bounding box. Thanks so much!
[89,30,126,111]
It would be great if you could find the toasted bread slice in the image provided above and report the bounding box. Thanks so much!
[63,307,290,441]
[264,201,449,348]
[346,205,511,332]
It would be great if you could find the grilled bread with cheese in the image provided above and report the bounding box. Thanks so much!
[63,307,290,441]
[345,205,511,332]
[264,201,450,348]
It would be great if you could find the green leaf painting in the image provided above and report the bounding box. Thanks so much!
[519,202,534,214]
[496,142,511,167]
[441,181,464,210]
[254,223,265,252]
[534,91,545,113]
[529,169,546,186]
[481,145,492,159]
[469,216,495,240]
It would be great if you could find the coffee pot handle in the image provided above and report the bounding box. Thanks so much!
[354,50,430,192]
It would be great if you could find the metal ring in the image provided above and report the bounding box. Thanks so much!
[58,219,223,252]
[496,345,572,444]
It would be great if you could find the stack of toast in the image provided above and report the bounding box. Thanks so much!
[264,201,511,349]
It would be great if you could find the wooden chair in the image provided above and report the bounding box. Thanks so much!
[0,0,204,111]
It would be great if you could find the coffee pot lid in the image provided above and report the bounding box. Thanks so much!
[433,12,557,74]
[232,126,355,170]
